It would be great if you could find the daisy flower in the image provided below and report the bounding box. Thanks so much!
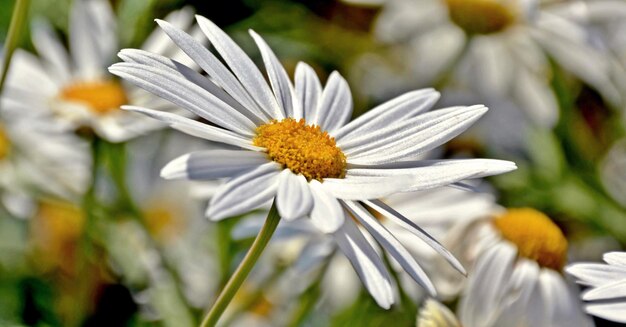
[108,15,516,308]
[227,185,498,315]
[349,0,626,127]
[566,251,626,324]
[452,208,593,327]
[3,0,202,142]
[0,54,90,215]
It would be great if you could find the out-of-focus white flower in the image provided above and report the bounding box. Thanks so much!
[125,133,220,309]
[3,0,202,142]
[566,251,626,324]
[417,298,461,327]
[232,186,498,311]
[0,63,90,213]
[452,208,593,327]
[109,15,516,308]
[349,0,626,127]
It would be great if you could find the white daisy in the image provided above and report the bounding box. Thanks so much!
[231,186,499,313]
[0,55,90,214]
[350,0,626,127]
[3,0,202,142]
[126,133,220,309]
[108,15,516,308]
[566,251,626,324]
[453,208,594,327]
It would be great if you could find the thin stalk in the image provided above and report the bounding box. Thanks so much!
[200,201,281,327]
[74,135,102,326]
[0,0,30,105]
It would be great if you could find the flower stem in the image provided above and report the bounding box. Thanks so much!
[200,201,281,327]
[0,0,30,102]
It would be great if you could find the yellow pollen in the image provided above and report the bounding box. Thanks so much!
[60,80,128,114]
[493,208,568,271]
[444,0,517,34]
[253,118,346,181]
[0,125,10,160]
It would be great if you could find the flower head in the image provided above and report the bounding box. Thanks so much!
[4,0,203,142]
[109,15,516,308]
[452,208,592,326]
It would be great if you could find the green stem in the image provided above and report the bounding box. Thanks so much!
[74,136,102,326]
[0,0,30,104]
[200,201,281,327]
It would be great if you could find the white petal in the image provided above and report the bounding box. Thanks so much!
[345,105,488,164]
[364,199,465,275]
[207,163,281,220]
[109,63,256,135]
[566,262,626,287]
[70,0,116,79]
[313,71,353,132]
[195,16,283,119]
[583,279,626,301]
[31,19,71,84]
[121,106,260,150]
[347,159,517,192]
[333,219,394,309]
[343,200,437,295]
[249,30,297,118]
[334,88,440,141]
[155,19,270,121]
[340,105,475,153]
[604,252,626,266]
[118,49,266,124]
[586,300,626,323]
[321,175,416,200]
[308,180,345,233]
[295,62,322,121]
[513,67,559,127]
[275,170,314,221]
[538,270,591,327]
[493,260,540,325]
[142,7,194,55]
[161,149,268,180]
[459,242,517,327]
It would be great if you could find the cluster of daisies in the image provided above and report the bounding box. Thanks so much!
[2,0,626,326]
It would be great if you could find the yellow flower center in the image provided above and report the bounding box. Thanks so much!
[444,0,517,34]
[143,206,184,241]
[493,208,568,271]
[253,118,346,181]
[30,200,85,271]
[0,125,10,160]
[60,81,128,115]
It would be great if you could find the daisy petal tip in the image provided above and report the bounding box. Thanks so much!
[205,206,225,221]
[160,154,190,179]
[119,105,136,112]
